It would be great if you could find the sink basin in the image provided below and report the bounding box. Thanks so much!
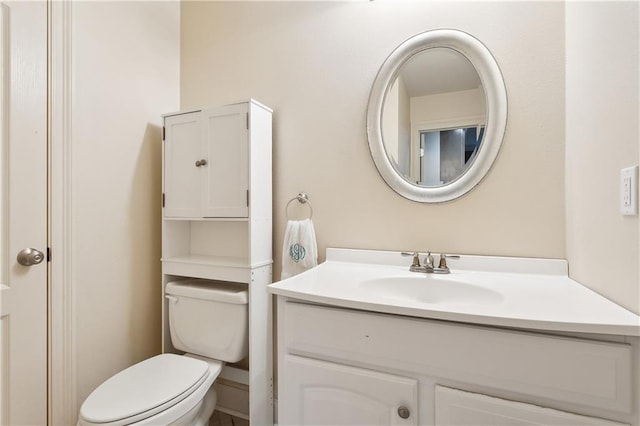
[359,276,503,305]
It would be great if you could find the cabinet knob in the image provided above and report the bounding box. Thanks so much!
[195,159,207,167]
[397,406,410,419]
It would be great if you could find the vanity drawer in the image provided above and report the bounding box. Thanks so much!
[281,301,633,414]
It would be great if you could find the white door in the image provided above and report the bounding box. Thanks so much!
[0,2,48,425]
[281,355,418,426]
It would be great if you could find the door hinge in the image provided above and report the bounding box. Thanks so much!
[246,189,249,207]
[47,247,51,262]
[162,193,165,208]
[246,113,249,130]
[162,126,165,141]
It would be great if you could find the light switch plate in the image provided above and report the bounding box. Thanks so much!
[620,165,638,215]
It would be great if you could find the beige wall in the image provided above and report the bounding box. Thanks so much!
[71,1,180,414]
[565,1,640,314]
[181,1,566,280]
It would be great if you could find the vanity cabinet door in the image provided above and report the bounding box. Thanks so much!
[435,386,629,426]
[164,112,202,218]
[280,355,418,426]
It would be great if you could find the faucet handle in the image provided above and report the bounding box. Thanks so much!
[401,251,421,267]
[438,253,460,269]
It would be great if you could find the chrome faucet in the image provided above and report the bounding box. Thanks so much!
[401,251,460,274]
[424,252,435,270]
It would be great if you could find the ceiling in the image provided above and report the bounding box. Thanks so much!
[400,48,482,97]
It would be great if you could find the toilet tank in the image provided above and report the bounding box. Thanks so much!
[165,279,248,363]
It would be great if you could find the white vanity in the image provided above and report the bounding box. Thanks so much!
[268,248,640,426]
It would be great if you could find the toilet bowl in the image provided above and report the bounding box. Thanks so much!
[78,279,248,426]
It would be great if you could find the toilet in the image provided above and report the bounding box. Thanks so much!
[78,279,249,426]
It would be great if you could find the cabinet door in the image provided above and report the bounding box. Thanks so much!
[201,104,249,218]
[435,386,629,426]
[280,355,417,426]
[164,112,202,218]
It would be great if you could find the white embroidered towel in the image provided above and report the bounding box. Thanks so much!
[281,218,318,280]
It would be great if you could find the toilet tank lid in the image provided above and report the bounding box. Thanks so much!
[166,279,248,304]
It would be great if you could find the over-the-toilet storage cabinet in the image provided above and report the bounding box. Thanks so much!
[161,100,273,425]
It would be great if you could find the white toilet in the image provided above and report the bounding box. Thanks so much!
[78,279,249,426]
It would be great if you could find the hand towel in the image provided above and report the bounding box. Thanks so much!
[281,218,318,280]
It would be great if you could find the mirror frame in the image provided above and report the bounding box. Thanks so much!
[367,29,507,203]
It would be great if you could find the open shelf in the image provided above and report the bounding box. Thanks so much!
[164,217,250,222]
[162,255,258,282]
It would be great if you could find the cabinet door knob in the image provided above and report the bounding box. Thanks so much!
[195,159,207,167]
[397,406,410,419]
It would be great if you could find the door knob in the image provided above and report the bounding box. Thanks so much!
[195,159,207,167]
[17,248,45,266]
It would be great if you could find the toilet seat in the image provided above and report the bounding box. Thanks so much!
[78,354,222,426]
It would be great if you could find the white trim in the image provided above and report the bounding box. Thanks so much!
[366,29,508,203]
[412,114,486,133]
[49,1,76,424]
[0,4,9,286]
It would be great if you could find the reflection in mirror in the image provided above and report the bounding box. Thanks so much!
[382,48,486,187]
[420,126,484,186]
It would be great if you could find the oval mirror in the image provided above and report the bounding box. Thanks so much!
[367,29,507,203]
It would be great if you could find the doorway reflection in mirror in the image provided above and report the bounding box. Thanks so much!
[419,126,484,186]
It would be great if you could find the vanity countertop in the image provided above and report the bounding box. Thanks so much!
[268,248,640,336]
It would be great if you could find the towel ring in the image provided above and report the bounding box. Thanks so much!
[286,192,313,220]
